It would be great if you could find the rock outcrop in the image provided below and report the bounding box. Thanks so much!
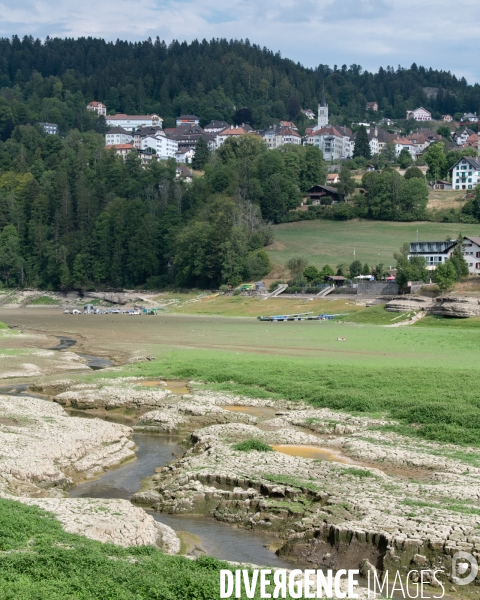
[386,295,480,318]
[17,497,179,552]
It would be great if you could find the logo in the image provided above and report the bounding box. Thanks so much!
[452,551,478,586]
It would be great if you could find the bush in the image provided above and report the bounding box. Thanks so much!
[244,249,272,280]
[219,284,229,292]
[268,280,285,293]
[232,289,241,296]
[233,439,272,452]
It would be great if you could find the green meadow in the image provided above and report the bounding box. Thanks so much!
[266,219,480,268]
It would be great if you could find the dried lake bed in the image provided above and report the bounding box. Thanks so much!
[1,308,480,596]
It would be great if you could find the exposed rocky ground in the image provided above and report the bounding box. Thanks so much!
[0,392,179,552]
[3,372,480,589]
[386,295,480,318]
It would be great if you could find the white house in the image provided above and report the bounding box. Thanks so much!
[105,114,163,132]
[105,127,133,146]
[442,114,453,122]
[406,107,432,121]
[175,148,195,163]
[450,156,480,191]
[394,139,417,159]
[366,101,378,111]
[463,237,480,274]
[453,128,476,146]
[87,101,107,116]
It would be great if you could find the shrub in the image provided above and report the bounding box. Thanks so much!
[219,284,229,292]
[268,280,285,293]
[233,439,272,452]
[244,249,272,280]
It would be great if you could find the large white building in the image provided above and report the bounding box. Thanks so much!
[261,125,301,149]
[450,156,480,191]
[139,130,178,159]
[305,126,352,160]
[105,114,163,132]
[409,236,480,275]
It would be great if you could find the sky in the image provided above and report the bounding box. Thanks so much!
[0,0,479,83]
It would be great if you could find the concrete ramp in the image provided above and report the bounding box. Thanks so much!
[262,283,288,299]
[315,286,334,298]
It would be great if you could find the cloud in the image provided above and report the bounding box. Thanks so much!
[0,0,478,82]
[323,0,392,21]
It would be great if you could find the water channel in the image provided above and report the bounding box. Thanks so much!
[1,335,299,569]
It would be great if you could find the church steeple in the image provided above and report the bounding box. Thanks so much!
[318,86,328,128]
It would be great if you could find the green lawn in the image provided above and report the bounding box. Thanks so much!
[267,219,480,268]
[0,499,278,599]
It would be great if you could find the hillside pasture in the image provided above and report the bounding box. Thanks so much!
[266,219,480,268]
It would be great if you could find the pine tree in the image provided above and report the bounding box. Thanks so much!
[192,138,210,170]
[353,126,372,160]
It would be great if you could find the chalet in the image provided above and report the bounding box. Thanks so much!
[105,114,163,132]
[442,114,453,122]
[326,276,347,287]
[408,240,457,269]
[105,126,133,146]
[406,107,432,121]
[450,156,480,190]
[366,101,378,112]
[305,184,345,205]
[87,101,106,116]
[166,123,213,151]
[176,115,200,126]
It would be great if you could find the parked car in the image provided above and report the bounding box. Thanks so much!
[72,309,81,315]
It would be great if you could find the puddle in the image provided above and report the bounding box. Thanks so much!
[272,445,349,463]
[0,383,51,401]
[137,380,190,395]
[223,405,277,419]
[76,354,113,370]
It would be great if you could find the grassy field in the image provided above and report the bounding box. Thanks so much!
[0,499,278,599]
[265,219,480,268]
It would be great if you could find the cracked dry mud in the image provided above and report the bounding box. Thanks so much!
[5,375,480,590]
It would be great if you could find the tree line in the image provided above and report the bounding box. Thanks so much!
[1,36,480,134]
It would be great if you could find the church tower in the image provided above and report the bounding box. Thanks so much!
[318,86,328,128]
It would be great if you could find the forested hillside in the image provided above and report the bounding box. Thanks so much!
[0,36,479,133]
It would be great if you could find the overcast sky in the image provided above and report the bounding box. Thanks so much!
[1,0,479,83]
